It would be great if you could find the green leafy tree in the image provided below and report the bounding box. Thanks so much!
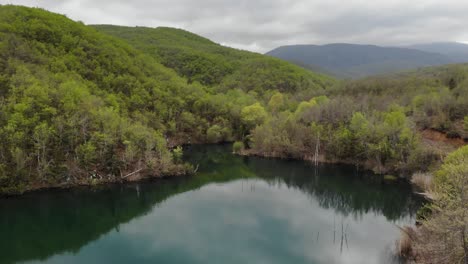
[268,92,285,113]
[206,125,223,143]
[241,103,267,131]
[294,101,316,121]
[76,142,97,167]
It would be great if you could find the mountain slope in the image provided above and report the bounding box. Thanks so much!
[92,25,334,95]
[0,5,227,193]
[266,43,452,78]
[0,5,336,194]
[406,42,468,63]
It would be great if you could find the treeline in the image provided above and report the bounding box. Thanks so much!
[249,102,421,173]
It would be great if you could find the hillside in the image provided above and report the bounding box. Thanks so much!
[266,43,453,78]
[92,25,333,95]
[0,5,212,193]
[329,64,468,139]
[246,63,468,174]
[0,5,334,194]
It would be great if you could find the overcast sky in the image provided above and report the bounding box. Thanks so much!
[2,0,468,53]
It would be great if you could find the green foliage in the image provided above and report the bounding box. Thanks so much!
[414,146,468,263]
[76,142,97,167]
[435,146,468,194]
[172,146,184,164]
[232,141,244,154]
[0,5,336,193]
[294,100,317,121]
[93,25,335,94]
[0,6,210,192]
[240,103,267,129]
[251,104,419,173]
[251,112,314,159]
[383,175,398,181]
[311,95,330,105]
[0,5,467,195]
[268,92,285,113]
[266,62,468,172]
[206,125,224,143]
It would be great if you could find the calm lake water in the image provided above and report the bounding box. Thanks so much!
[0,144,423,264]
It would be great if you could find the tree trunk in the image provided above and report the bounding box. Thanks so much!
[463,226,468,264]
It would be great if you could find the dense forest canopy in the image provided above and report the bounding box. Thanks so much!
[0,5,333,194]
[92,25,333,95]
[246,64,468,175]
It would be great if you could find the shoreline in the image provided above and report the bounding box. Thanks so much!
[0,166,193,197]
[236,149,406,177]
[2,142,424,197]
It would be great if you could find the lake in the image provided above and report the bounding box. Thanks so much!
[0,144,423,264]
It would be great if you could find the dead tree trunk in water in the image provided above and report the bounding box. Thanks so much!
[314,132,320,166]
[463,226,468,264]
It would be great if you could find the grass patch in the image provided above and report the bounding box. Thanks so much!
[384,175,398,181]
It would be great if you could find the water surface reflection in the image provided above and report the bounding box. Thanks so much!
[0,144,421,264]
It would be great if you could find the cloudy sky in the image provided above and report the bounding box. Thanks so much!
[2,0,468,53]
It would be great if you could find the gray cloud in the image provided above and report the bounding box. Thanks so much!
[2,0,468,52]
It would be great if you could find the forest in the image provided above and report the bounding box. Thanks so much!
[0,5,467,263]
[0,5,332,194]
[95,24,468,174]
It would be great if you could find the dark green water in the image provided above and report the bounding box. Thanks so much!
[0,144,422,264]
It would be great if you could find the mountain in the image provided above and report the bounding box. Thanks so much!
[0,5,333,194]
[92,25,333,94]
[266,43,453,78]
[406,42,468,63]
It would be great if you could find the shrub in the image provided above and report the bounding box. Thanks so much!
[172,146,183,163]
[233,141,244,154]
[76,142,97,167]
[206,125,223,143]
[411,146,468,264]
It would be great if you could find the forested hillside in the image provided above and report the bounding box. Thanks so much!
[0,5,204,193]
[246,64,468,174]
[0,5,332,194]
[92,25,333,96]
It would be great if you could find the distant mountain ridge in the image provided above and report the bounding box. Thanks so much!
[266,42,468,78]
[405,42,468,63]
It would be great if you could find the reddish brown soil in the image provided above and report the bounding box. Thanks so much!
[420,129,466,148]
